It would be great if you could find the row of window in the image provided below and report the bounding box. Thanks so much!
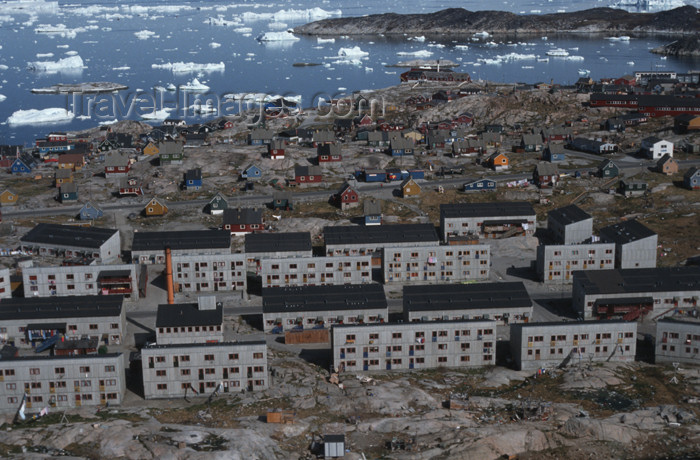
[6,378,118,390]
[527,332,633,343]
[176,261,244,270]
[7,393,119,404]
[526,345,631,357]
[149,352,263,363]
[345,329,493,342]
[158,325,222,334]
[341,355,491,367]
[2,365,116,377]
[341,342,490,354]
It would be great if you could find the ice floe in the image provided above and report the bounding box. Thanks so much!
[7,107,74,125]
[152,61,225,73]
[397,50,433,57]
[209,42,221,48]
[134,30,157,40]
[338,46,368,58]
[256,31,299,42]
[240,7,341,23]
[28,55,84,72]
[317,37,335,44]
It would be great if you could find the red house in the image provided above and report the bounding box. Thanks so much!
[533,163,559,189]
[119,177,143,196]
[294,165,323,184]
[317,144,342,163]
[614,75,636,86]
[47,132,67,142]
[335,182,359,210]
[222,208,263,235]
[453,112,474,125]
[104,152,130,177]
[268,140,285,159]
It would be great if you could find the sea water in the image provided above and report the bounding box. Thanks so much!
[0,0,698,144]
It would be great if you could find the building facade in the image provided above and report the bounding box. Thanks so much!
[0,353,126,412]
[141,341,268,399]
[655,318,700,365]
[440,202,536,240]
[20,224,121,263]
[131,230,231,264]
[536,243,616,283]
[547,205,592,245]
[599,220,658,269]
[510,320,637,371]
[23,264,139,300]
[260,255,372,288]
[331,320,497,373]
[155,297,223,345]
[383,244,490,284]
[244,232,313,268]
[172,253,247,293]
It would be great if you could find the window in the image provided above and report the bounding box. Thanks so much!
[105,365,115,372]
[30,368,40,375]
[228,353,239,360]
[157,384,168,390]
[110,323,119,329]
[392,332,402,339]
[204,354,215,361]
[156,370,167,377]
[253,352,264,359]
[437,357,447,363]
[55,367,65,374]
[460,355,470,362]
[6,383,16,390]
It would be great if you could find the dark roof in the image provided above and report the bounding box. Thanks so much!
[20,223,118,249]
[55,337,99,350]
[156,303,223,328]
[599,220,656,244]
[323,223,438,246]
[548,204,591,226]
[244,232,312,254]
[440,202,535,219]
[0,295,123,321]
[572,267,700,296]
[403,282,531,312]
[223,208,262,226]
[324,434,345,443]
[263,284,387,313]
[363,199,382,215]
[142,340,265,350]
[131,230,231,252]
[185,168,202,181]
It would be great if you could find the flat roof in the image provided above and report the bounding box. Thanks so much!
[599,220,656,244]
[142,341,265,350]
[573,267,700,295]
[156,303,223,328]
[0,295,123,321]
[132,230,231,252]
[323,223,438,246]
[20,223,118,249]
[511,319,632,330]
[332,318,495,330]
[263,284,387,313]
[0,352,122,362]
[657,317,700,327]
[548,204,592,226]
[245,232,312,254]
[403,282,531,312]
[440,202,535,220]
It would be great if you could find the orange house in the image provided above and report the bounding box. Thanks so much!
[486,152,509,171]
[144,197,168,216]
[400,178,421,197]
[0,189,18,206]
[142,142,160,156]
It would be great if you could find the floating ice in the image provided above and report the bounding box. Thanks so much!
[7,107,74,125]
[180,78,210,91]
[240,7,341,23]
[317,37,335,44]
[140,108,172,120]
[99,119,118,125]
[134,30,157,40]
[256,31,299,42]
[112,66,130,70]
[36,53,53,58]
[338,46,368,58]
[473,31,490,38]
[65,50,78,56]
[152,61,225,73]
[409,36,426,42]
[209,42,221,48]
[267,22,288,30]
[234,27,252,33]
[28,55,84,72]
[56,44,69,48]
[0,94,6,102]
[455,45,469,50]
[397,50,433,57]
[0,65,8,70]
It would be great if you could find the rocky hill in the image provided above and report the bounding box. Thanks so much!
[293,5,699,36]
[652,35,700,57]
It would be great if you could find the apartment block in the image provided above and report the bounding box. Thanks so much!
[0,353,125,411]
[324,224,439,264]
[510,320,637,371]
[655,318,700,365]
[536,243,616,283]
[172,253,246,293]
[440,202,536,240]
[20,223,121,263]
[262,284,388,332]
[141,341,268,399]
[260,255,372,288]
[572,267,700,320]
[131,230,231,264]
[599,220,658,269]
[547,204,592,244]
[0,295,126,348]
[155,297,223,345]
[23,264,139,300]
[403,282,532,325]
[383,244,490,283]
[244,232,312,268]
[0,268,11,299]
[331,320,497,373]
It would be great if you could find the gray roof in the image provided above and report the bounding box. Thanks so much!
[599,220,656,244]
[0,352,122,363]
[512,319,630,330]
[403,282,531,312]
[440,202,535,219]
[546,143,565,154]
[324,223,438,246]
[363,199,382,215]
[55,169,72,179]
[156,303,223,328]
[158,140,183,155]
[535,162,559,175]
[0,295,123,321]
[548,204,591,226]
[223,208,263,226]
[684,166,700,179]
[572,267,700,296]
[21,223,117,249]
[104,152,129,167]
[185,168,202,181]
[131,230,231,251]
[295,165,322,177]
[522,134,541,145]
[245,232,312,254]
[60,182,77,193]
[262,284,387,313]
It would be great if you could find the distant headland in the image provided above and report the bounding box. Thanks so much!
[293,5,699,37]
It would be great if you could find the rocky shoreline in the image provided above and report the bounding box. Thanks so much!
[652,35,700,57]
[293,6,699,36]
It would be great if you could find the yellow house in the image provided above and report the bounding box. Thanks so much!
[142,142,160,156]
[144,197,168,216]
[0,189,18,206]
[402,130,424,143]
[400,178,421,197]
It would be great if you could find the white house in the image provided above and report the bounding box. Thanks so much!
[641,137,673,160]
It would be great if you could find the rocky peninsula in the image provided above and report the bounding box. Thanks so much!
[293,5,699,36]
[652,35,700,57]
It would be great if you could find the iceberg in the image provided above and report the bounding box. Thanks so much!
[256,31,299,42]
[409,36,426,42]
[152,61,225,73]
[28,55,84,72]
[65,50,78,56]
[0,94,6,102]
[240,7,341,23]
[134,30,157,40]
[317,37,335,44]
[209,42,221,48]
[36,52,54,58]
[112,66,130,70]
[7,107,74,125]
[140,108,172,120]
[234,27,252,33]
[473,31,490,38]
[396,50,433,57]
[268,22,288,30]
[180,78,210,91]
[338,46,368,58]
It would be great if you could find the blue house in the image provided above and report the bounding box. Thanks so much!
[463,178,497,192]
[241,164,262,180]
[363,199,382,226]
[59,183,78,203]
[389,137,414,157]
[78,201,104,220]
[364,169,386,182]
[184,168,202,191]
[10,155,35,174]
[543,143,566,162]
